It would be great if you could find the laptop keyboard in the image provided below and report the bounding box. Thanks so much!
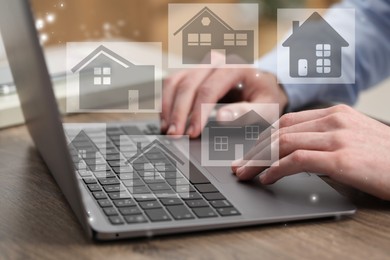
[66,125,240,225]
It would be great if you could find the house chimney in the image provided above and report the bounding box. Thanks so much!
[136,142,142,153]
[292,21,300,33]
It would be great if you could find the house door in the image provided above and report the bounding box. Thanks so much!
[298,59,308,76]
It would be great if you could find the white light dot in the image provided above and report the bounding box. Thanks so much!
[238,83,243,89]
[310,194,318,203]
[256,73,260,77]
[46,13,55,23]
[36,19,44,30]
[103,22,111,31]
[60,3,64,7]
[40,33,48,44]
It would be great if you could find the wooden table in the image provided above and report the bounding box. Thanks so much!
[1,113,390,260]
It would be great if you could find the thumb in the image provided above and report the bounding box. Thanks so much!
[216,102,279,125]
[216,102,255,122]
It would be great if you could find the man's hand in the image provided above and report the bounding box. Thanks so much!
[232,105,390,201]
[161,58,288,138]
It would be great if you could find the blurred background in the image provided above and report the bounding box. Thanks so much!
[29,0,339,56]
[0,0,388,127]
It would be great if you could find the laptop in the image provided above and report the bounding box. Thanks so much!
[0,0,355,240]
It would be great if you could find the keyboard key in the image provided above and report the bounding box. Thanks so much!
[117,173,139,180]
[94,171,116,179]
[124,215,148,224]
[216,207,241,217]
[78,169,93,177]
[203,192,226,201]
[108,216,124,225]
[107,160,127,167]
[128,186,151,194]
[185,199,209,208]
[174,185,196,193]
[93,165,111,172]
[103,207,118,216]
[148,182,171,191]
[143,175,165,183]
[188,162,210,184]
[179,192,202,200]
[84,158,106,165]
[122,179,145,187]
[119,207,142,215]
[98,199,113,208]
[160,197,183,206]
[166,178,189,186]
[166,205,195,220]
[99,178,120,185]
[83,178,97,184]
[195,183,218,193]
[103,184,126,193]
[134,194,156,202]
[145,209,171,222]
[139,200,162,209]
[161,172,183,179]
[112,166,134,173]
[210,200,232,208]
[87,184,102,192]
[192,207,218,218]
[108,192,131,200]
[154,189,176,198]
[92,191,107,200]
[138,171,160,178]
[155,164,176,172]
[113,198,137,207]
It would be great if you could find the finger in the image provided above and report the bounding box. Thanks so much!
[279,105,354,128]
[188,68,243,138]
[166,68,215,136]
[161,71,186,132]
[260,150,336,184]
[216,102,253,122]
[234,137,277,180]
[256,116,330,147]
[234,132,332,180]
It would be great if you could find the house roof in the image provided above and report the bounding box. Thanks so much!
[71,45,135,73]
[173,6,234,36]
[282,12,349,47]
[206,110,275,131]
[127,139,184,165]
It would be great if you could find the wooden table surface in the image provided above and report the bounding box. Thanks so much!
[1,113,390,260]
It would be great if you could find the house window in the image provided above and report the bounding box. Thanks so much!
[94,67,111,85]
[236,34,247,46]
[187,33,211,46]
[316,44,331,74]
[224,33,235,46]
[214,136,228,151]
[245,125,259,140]
[224,33,248,46]
[200,33,211,46]
[188,33,199,46]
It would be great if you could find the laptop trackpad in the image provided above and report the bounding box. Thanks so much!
[190,139,242,183]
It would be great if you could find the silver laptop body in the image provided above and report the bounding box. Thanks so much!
[0,0,355,241]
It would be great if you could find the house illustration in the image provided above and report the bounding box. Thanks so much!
[205,110,274,161]
[71,45,155,110]
[173,7,254,64]
[127,140,184,177]
[68,130,98,171]
[282,12,349,78]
